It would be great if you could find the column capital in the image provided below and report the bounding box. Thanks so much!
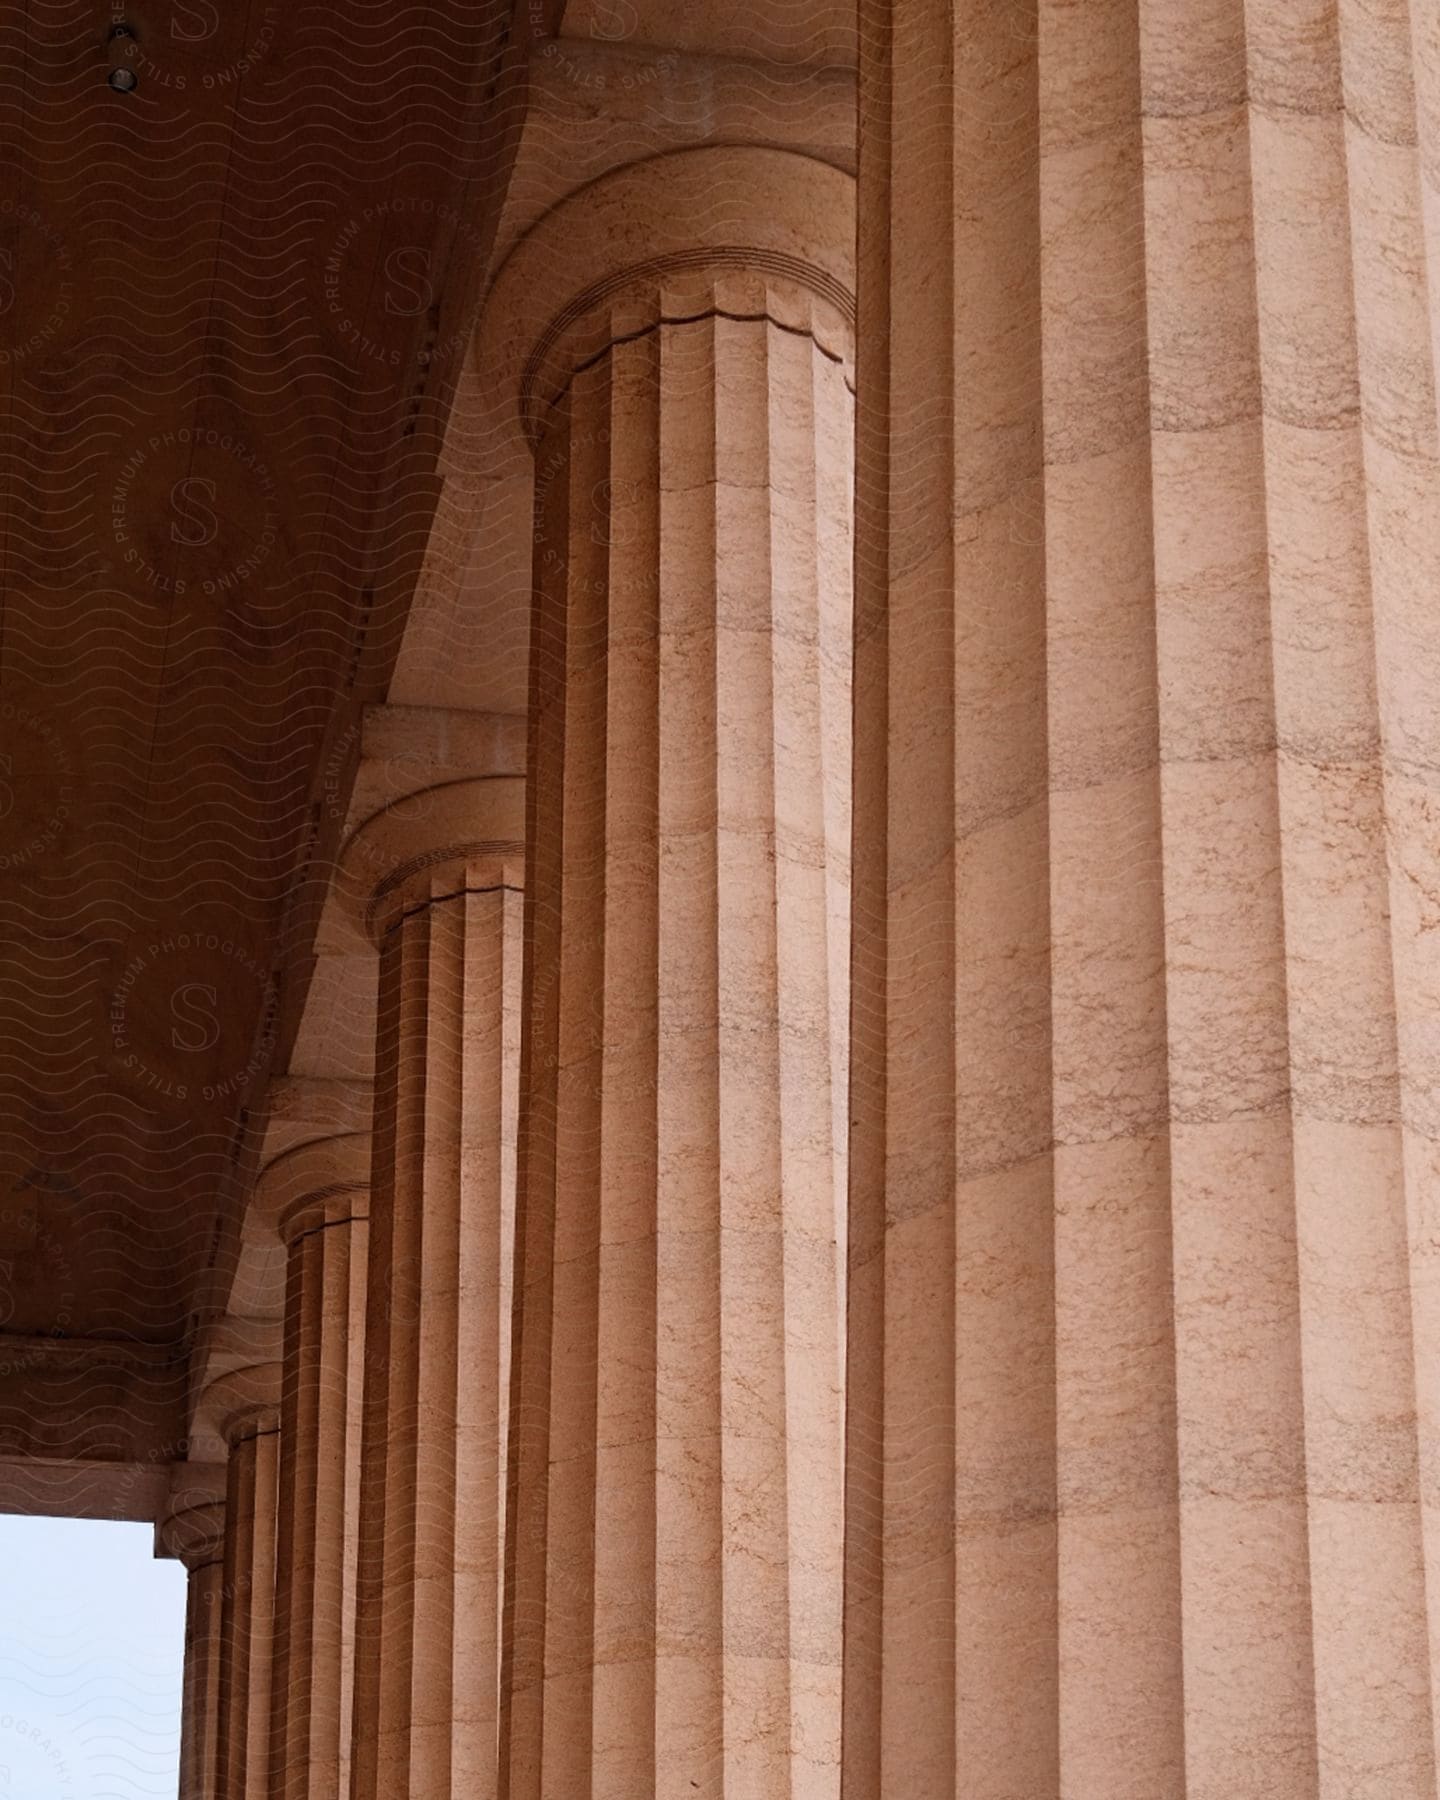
[157,1463,228,1571]
[158,1494,227,1571]
[337,775,525,943]
[221,1401,280,1450]
[253,1133,372,1245]
[475,144,855,455]
[196,1363,281,1452]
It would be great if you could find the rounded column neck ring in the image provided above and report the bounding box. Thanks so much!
[194,1362,282,1459]
[157,1495,227,1572]
[475,144,856,461]
[220,1401,279,1451]
[337,776,525,945]
[253,1134,373,1244]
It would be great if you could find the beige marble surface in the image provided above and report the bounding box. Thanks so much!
[845,3,1440,1796]
[210,1374,281,1800]
[497,142,854,1798]
[264,1137,371,1800]
[88,5,1440,1797]
[339,780,524,1800]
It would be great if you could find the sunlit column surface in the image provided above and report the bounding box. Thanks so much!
[477,145,855,1800]
[213,1373,281,1800]
[339,776,524,1800]
[160,1486,228,1800]
[259,1136,371,1800]
[844,4,1440,1797]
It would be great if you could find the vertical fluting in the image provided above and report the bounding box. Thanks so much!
[216,1403,281,1800]
[1287,3,1440,1789]
[847,0,1440,1795]
[845,5,1059,1795]
[163,1497,227,1800]
[344,784,524,1800]
[1043,5,1188,1791]
[266,1141,370,1800]
[454,873,525,1798]
[338,1191,367,1800]
[1246,3,1428,1777]
[182,1560,226,1800]
[1140,7,1315,1796]
[505,272,853,1800]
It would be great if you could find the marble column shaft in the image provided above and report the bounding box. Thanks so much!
[343,780,525,1800]
[163,1497,228,1800]
[499,193,855,1794]
[265,1140,371,1800]
[844,4,1440,1798]
[216,1401,281,1800]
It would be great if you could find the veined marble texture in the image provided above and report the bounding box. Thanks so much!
[845,3,1440,1797]
[4,4,1438,1799]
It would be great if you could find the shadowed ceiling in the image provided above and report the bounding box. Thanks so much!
[0,0,857,1501]
[0,0,541,1355]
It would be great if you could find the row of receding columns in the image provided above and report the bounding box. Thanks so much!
[168,140,858,1800]
[166,19,1440,1788]
[169,777,527,1800]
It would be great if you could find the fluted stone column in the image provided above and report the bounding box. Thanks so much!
[160,1488,228,1800]
[339,775,524,1800]
[260,1137,371,1800]
[212,1372,282,1800]
[477,146,855,1799]
[844,5,1440,1798]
